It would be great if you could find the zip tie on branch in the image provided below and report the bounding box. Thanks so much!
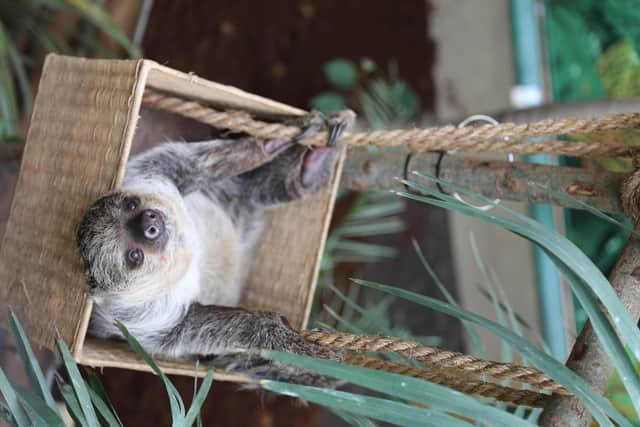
[302,330,570,396]
[143,89,640,157]
[342,354,552,408]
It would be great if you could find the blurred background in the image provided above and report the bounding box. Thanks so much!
[2,0,640,425]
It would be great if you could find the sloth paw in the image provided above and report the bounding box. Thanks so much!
[238,110,354,205]
[290,109,355,193]
[290,109,356,147]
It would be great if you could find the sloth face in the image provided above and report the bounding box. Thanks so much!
[77,190,188,297]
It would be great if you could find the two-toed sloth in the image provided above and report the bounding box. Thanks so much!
[76,111,354,385]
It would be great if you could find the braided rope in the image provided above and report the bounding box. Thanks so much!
[303,331,570,396]
[342,354,551,408]
[143,89,640,156]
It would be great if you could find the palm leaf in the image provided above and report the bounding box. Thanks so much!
[263,351,534,427]
[263,380,475,427]
[56,333,100,427]
[8,311,57,411]
[116,322,186,420]
[351,278,627,427]
[0,369,30,427]
[401,174,640,418]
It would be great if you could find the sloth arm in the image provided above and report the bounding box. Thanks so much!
[156,303,339,385]
[125,137,291,195]
[159,304,334,358]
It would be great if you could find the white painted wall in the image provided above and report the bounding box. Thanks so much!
[429,0,547,358]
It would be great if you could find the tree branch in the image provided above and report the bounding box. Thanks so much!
[341,149,624,213]
[539,236,640,426]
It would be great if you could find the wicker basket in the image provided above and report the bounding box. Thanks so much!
[0,54,343,380]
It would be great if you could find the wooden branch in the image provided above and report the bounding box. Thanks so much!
[539,236,640,426]
[341,149,624,213]
[0,144,624,213]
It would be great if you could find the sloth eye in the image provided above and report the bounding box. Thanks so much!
[126,248,144,268]
[123,197,139,211]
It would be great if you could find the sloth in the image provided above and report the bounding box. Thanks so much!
[76,111,354,385]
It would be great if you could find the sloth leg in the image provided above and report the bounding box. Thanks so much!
[160,304,339,361]
[158,304,341,386]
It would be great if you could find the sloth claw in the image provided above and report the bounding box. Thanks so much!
[290,109,355,147]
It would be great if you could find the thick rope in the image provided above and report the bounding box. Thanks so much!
[342,354,551,408]
[302,331,571,398]
[143,89,640,157]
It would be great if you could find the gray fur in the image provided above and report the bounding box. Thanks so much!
[77,112,352,386]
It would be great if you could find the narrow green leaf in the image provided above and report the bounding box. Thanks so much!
[358,90,392,129]
[401,175,640,419]
[183,371,214,427]
[86,370,122,427]
[58,383,88,427]
[0,369,29,427]
[8,311,58,411]
[116,322,185,419]
[333,240,396,258]
[411,239,486,358]
[56,334,100,427]
[263,380,475,427]
[325,284,394,336]
[351,278,626,427]
[323,304,365,334]
[86,386,123,427]
[263,351,532,427]
[404,175,632,354]
[9,381,65,427]
[0,20,19,134]
[39,0,141,57]
[6,39,32,116]
[366,81,396,122]
[190,362,205,427]
[335,218,404,237]
[346,199,405,220]
[470,235,513,363]
[25,20,64,53]
[531,182,635,236]
[544,248,640,420]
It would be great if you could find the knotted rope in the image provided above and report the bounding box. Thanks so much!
[302,331,567,393]
[143,89,640,157]
[341,354,551,408]
[140,89,586,406]
[302,331,569,407]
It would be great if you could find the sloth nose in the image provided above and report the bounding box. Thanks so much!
[141,209,164,240]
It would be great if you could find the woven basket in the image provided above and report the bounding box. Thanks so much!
[0,54,343,380]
